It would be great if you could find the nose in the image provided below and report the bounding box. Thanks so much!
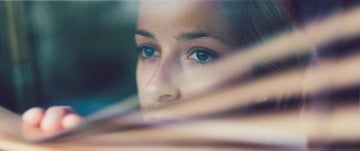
[145,62,181,104]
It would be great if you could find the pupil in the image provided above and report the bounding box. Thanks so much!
[144,48,154,56]
[196,51,208,61]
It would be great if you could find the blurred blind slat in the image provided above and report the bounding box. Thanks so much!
[0,2,16,112]
[1,1,39,112]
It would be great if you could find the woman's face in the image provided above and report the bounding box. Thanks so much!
[136,0,236,115]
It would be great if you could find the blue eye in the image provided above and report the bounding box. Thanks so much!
[188,47,219,64]
[137,45,159,59]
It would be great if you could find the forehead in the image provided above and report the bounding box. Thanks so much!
[137,0,229,38]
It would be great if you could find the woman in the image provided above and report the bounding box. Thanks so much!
[22,0,292,132]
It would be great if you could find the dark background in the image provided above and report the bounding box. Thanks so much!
[0,1,138,115]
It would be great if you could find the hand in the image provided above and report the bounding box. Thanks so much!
[22,106,83,132]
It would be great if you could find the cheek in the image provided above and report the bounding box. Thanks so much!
[136,62,147,108]
[182,77,228,99]
[136,61,157,108]
[136,62,145,90]
[181,65,234,99]
[136,59,157,88]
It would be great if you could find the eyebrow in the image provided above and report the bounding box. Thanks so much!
[135,29,156,39]
[175,31,210,41]
[135,29,226,43]
[176,31,229,44]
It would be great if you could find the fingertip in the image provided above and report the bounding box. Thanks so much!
[62,114,83,129]
[40,107,68,132]
[22,107,45,126]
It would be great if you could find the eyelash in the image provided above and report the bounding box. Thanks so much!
[136,44,159,60]
[136,44,219,65]
[188,46,219,64]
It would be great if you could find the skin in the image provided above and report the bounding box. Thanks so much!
[136,1,235,108]
[22,106,83,132]
[22,0,239,131]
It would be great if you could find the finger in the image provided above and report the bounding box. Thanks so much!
[62,113,83,129]
[22,107,45,127]
[40,106,74,132]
